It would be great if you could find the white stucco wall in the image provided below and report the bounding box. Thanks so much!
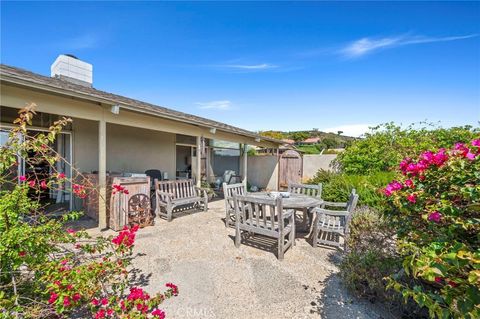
[302,154,337,180]
[247,155,278,190]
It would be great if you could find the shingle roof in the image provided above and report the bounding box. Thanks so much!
[0,64,282,145]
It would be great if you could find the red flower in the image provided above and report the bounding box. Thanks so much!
[100,297,109,306]
[19,175,27,182]
[406,194,416,203]
[63,296,71,307]
[28,180,36,188]
[434,277,442,284]
[48,292,58,304]
[447,280,458,287]
[66,228,76,234]
[106,308,114,316]
[18,251,26,257]
[152,309,166,319]
[95,309,106,319]
[66,284,73,290]
[112,225,138,248]
[91,298,100,306]
[405,179,414,189]
[73,293,81,302]
[166,282,179,296]
[40,180,48,189]
[57,172,66,179]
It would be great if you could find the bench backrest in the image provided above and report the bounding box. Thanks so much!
[233,194,285,234]
[155,179,196,199]
[288,182,322,199]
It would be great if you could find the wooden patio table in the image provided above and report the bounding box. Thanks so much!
[246,192,324,233]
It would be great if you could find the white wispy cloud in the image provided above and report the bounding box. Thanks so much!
[340,34,478,58]
[323,124,373,137]
[64,33,101,50]
[222,63,278,70]
[196,100,232,110]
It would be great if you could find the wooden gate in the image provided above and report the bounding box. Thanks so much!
[279,150,303,189]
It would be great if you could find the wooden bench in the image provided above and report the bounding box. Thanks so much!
[154,179,208,222]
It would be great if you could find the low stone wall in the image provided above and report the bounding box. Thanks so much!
[302,154,337,181]
[247,155,278,190]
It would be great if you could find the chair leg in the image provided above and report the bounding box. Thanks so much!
[278,236,284,260]
[167,205,173,222]
[234,225,241,248]
[203,198,208,212]
[225,210,230,228]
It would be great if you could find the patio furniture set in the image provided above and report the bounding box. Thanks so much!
[142,177,357,261]
[224,182,359,260]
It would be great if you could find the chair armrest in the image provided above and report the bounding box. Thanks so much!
[314,207,350,217]
[283,209,295,218]
[156,190,173,203]
[194,186,208,198]
[322,201,348,208]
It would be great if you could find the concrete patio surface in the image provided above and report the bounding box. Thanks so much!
[91,200,391,319]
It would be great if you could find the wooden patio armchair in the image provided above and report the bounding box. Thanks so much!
[222,182,246,227]
[154,179,208,222]
[311,190,359,249]
[233,194,295,260]
[287,182,322,228]
[288,182,322,199]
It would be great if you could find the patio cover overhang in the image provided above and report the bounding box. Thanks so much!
[0,64,283,229]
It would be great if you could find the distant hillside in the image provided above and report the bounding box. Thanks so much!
[258,130,357,154]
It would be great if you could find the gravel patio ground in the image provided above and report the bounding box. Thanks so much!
[89,199,392,319]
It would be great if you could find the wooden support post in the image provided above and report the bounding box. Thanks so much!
[242,143,248,187]
[98,118,107,229]
[196,136,202,187]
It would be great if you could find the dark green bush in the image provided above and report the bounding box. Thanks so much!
[307,169,394,210]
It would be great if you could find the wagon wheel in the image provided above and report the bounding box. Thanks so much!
[128,194,152,227]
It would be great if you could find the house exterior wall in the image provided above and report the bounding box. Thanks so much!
[106,123,175,177]
[247,155,279,190]
[72,118,99,172]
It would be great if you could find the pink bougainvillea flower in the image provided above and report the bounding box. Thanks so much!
[100,297,109,306]
[18,251,26,257]
[420,151,435,164]
[428,211,442,223]
[384,180,403,196]
[405,179,414,189]
[28,180,36,188]
[19,175,27,182]
[447,280,458,287]
[152,308,166,319]
[112,225,139,248]
[106,308,114,316]
[453,143,469,157]
[66,228,76,234]
[466,151,476,160]
[112,184,129,195]
[48,292,58,304]
[434,277,442,284]
[40,180,48,189]
[472,139,480,147]
[406,194,417,203]
[91,298,100,306]
[57,172,66,179]
[433,148,448,166]
[66,284,73,290]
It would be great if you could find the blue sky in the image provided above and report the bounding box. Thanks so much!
[1,1,479,136]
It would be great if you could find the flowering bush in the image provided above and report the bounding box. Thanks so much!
[383,138,480,318]
[0,104,178,318]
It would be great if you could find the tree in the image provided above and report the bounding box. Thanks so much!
[290,131,309,142]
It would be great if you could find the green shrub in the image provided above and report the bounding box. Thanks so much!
[336,123,478,175]
[383,138,480,318]
[340,207,426,317]
[307,169,394,210]
[340,207,399,299]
